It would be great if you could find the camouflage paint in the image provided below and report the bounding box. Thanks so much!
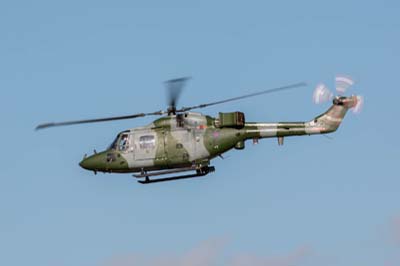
[79,96,357,174]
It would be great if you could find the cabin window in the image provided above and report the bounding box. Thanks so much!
[139,135,155,149]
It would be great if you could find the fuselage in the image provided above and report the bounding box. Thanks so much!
[80,112,241,173]
[79,96,357,174]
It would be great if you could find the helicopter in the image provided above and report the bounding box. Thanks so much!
[36,76,363,184]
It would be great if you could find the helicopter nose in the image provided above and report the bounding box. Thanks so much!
[79,153,105,170]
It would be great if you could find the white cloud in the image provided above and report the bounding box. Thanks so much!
[230,245,312,266]
[102,215,400,266]
[101,238,311,266]
[384,216,400,266]
[392,216,400,244]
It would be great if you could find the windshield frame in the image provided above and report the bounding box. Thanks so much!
[108,135,119,150]
[108,131,131,151]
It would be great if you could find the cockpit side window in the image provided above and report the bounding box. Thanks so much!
[118,133,130,151]
[108,132,131,151]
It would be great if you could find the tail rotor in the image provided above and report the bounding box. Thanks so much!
[335,75,354,94]
[313,83,333,104]
[352,95,364,114]
[313,75,364,114]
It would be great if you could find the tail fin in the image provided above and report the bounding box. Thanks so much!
[306,95,358,134]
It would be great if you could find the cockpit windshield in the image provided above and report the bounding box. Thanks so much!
[108,132,130,151]
[108,135,119,150]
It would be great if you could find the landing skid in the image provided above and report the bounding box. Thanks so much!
[134,166,215,184]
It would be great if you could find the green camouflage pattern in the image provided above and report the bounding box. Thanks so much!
[80,96,357,174]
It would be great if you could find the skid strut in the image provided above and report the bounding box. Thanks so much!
[134,166,215,184]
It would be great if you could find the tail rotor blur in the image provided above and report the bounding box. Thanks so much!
[313,83,333,104]
[313,75,364,114]
[335,75,354,94]
[352,95,364,114]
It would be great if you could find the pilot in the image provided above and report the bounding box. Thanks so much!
[119,135,129,151]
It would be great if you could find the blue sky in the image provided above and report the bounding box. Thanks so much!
[1,0,399,265]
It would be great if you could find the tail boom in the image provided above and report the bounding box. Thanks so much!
[243,95,358,140]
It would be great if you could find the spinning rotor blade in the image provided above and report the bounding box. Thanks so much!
[165,77,190,113]
[177,82,307,112]
[35,110,164,130]
[352,95,364,114]
[335,75,354,94]
[313,83,333,104]
[36,79,307,130]
[313,74,364,114]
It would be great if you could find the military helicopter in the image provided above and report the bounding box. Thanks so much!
[36,76,363,184]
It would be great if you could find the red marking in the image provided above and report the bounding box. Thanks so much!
[198,124,207,130]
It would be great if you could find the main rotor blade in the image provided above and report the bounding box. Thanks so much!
[177,82,307,112]
[165,77,190,112]
[35,110,164,130]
